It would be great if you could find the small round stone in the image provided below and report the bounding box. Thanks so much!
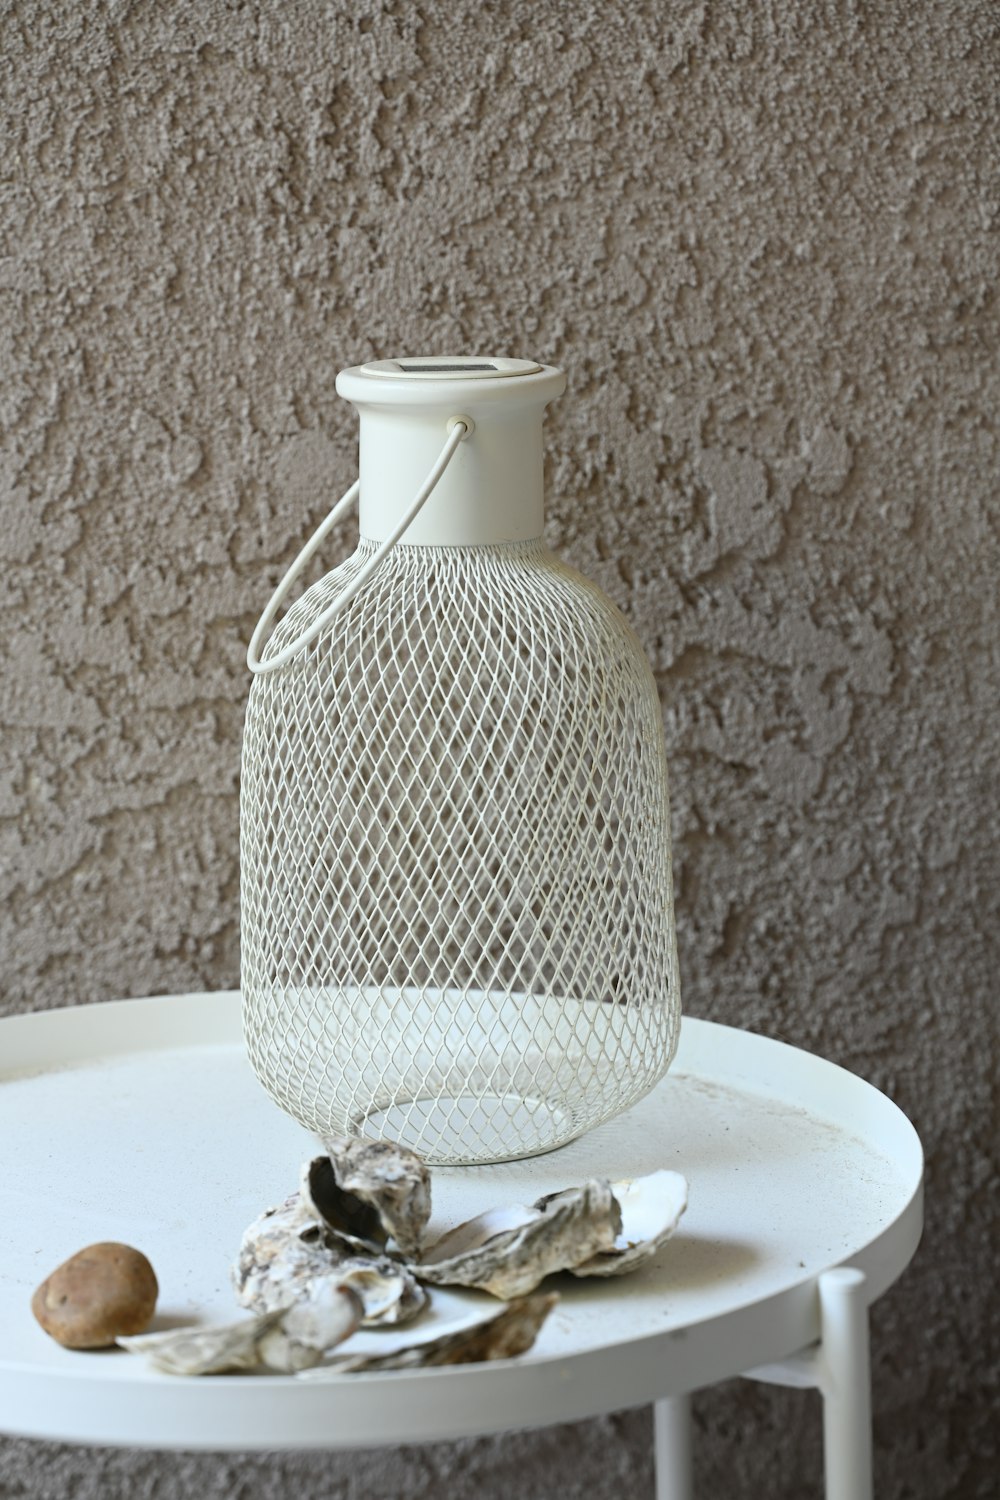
[31,1242,158,1349]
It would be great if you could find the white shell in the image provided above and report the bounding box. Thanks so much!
[301,1292,558,1374]
[570,1170,689,1278]
[417,1179,621,1299]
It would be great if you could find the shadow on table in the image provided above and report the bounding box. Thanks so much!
[550,1232,762,1303]
[144,1310,209,1334]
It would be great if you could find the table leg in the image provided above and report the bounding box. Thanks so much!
[818,1267,873,1500]
[653,1393,694,1500]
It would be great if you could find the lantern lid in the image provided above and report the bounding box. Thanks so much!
[337,356,565,410]
[360,355,541,379]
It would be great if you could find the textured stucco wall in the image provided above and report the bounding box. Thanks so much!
[2,1,998,1495]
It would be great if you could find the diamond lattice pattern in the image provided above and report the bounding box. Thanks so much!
[241,539,680,1164]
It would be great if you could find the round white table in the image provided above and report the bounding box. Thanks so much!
[0,992,923,1499]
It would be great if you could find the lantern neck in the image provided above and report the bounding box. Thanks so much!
[336,359,566,547]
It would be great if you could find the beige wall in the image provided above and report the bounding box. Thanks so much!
[2,1,997,1495]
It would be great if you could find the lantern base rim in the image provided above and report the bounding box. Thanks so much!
[354,1093,582,1167]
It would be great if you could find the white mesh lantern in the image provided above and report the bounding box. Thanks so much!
[241,355,680,1164]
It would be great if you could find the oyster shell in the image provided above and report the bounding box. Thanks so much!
[322,1137,432,1256]
[417,1179,621,1299]
[119,1285,364,1375]
[302,1292,558,1374]
[234,1191,427,1327]
[302,1157,386,1251]
[256,1281,364,1373]
[334,1258,428,1325]
[570,1170,689,1278]
[234,1195,332,1309]
[118,1314,281,1375]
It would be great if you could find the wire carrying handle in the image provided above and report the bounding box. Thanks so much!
[247,419,469,674]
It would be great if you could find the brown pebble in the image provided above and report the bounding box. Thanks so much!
[32,1242,158,1349]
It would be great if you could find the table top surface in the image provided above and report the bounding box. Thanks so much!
[0,991,923,1451]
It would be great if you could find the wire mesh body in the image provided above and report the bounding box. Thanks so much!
[241,539,680,1164]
